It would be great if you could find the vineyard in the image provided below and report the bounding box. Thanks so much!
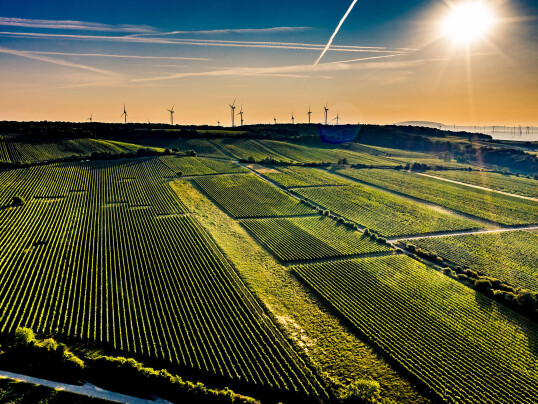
[173,138,230,159]
[410,231,538,292]
[294,185,480,237]
[193,174,314,218]
[337,168,538,225]
[213,139,294,162]
[425,170,538,198]
[292,255,538,404]
[260,140,400,166]
[261,166,351,188]
[0,158,324,397]
[240,216,391,261]
[159,156,247,176]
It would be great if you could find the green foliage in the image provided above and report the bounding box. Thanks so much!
[240,216,391,261]
[11,196,24,206]
[14,327,35,345]
[342,379,381,403]
[339,168,538,225]
[291,255,538,404]
[295,185,478,237]
[262,166,350,188]
[194,174,313,218]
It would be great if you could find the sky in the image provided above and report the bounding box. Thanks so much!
[0,0,536,126]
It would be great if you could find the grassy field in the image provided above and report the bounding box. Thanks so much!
[260,140,401,166]
[292,255,538,404]
[294,185,480,237]
[193,174,314,218]
[159,156,247,176]
[261,166,351,188]
[213,139,294,162]
[241,216,391,261]
[410,231,538,292]
[425,170,538,198]
[170,179,429,403]
[0,160,323,396]
[338,168,538,225]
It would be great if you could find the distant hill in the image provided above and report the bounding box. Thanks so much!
[394,121,445,128]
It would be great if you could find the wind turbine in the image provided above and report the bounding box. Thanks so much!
[332,111,341,126]
[217,118,221,127]
[229,99,237,127]
[121,104,128,124]
[307,103,312,124]
[167,105,175,125]
[237,105,244,126]
[291,112,295,124]
[323,103,329,125]
[274,117,277,125]
[87,113,93,123]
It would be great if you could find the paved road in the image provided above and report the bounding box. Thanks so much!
[0,369,171,404]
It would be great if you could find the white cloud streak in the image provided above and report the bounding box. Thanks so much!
[14,50,211,61]
[0,31,408,54]
[314,0,359,65]
[0,17,156,33]
[130,26,312,37]
[0,46,118,76]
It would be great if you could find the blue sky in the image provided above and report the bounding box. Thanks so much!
[0,0,536,125]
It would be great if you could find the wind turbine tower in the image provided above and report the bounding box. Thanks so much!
[291,112,294,124]
[121,104,128,124]
[87,113,93,123]
[323,103,329,125]
[333,112,340,126]
[230,99,237,127]
[167,105,175,125]
[238,105,244,126]
[307,103,312,124]
[274,117,277,125]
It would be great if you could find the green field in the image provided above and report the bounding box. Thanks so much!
[262,166,351,188]
[0,160,323,396]
[193,174,314,218]
[337,168,538,225]
[410,231,538,291]
[213,138,294,162]
[294,185,480,237]
[159,156,247,176]
[241,216,391,261]
[173,138,230,159]
[426,170,538,198]
[260,140,400,166]
[292,255,538,404]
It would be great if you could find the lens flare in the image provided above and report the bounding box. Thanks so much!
[442,2,495,44]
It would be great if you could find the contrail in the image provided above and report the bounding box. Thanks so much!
[314,0,358,65]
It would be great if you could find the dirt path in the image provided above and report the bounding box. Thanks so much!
[0,369,170,404]
[417,172,538,201]
[388,225,538,242]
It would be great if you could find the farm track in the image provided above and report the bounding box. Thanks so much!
[417,172,538,202]
[388,224,538,242]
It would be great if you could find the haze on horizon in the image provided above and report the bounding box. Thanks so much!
[0,0,536,127]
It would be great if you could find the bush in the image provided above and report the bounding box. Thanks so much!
[11,196,25,206]
[342,379,381,403]
[14,327,35,345]
[474,279,492,292]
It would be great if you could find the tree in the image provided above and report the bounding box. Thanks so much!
[342,379,381,403]
[11,196,24,206]
[14,327,35,345]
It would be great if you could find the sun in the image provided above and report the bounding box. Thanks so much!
[442,1,495,44]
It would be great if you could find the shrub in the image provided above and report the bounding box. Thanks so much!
[14,327,35,345]
[11,196,25,206]
[342,379,381,403]
[474,279,492,292]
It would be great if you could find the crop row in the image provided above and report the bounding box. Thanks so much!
[291,255,538,404]
[294,185,480,237]
[0,160,323,395]
[262,166,351,188]
[213,139,294,162]
[337,169,538,225]
[160,156,247,176]
[241,216,391,261]
[193,174,314,218]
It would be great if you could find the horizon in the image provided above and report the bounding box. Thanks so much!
[0,1,537,126]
